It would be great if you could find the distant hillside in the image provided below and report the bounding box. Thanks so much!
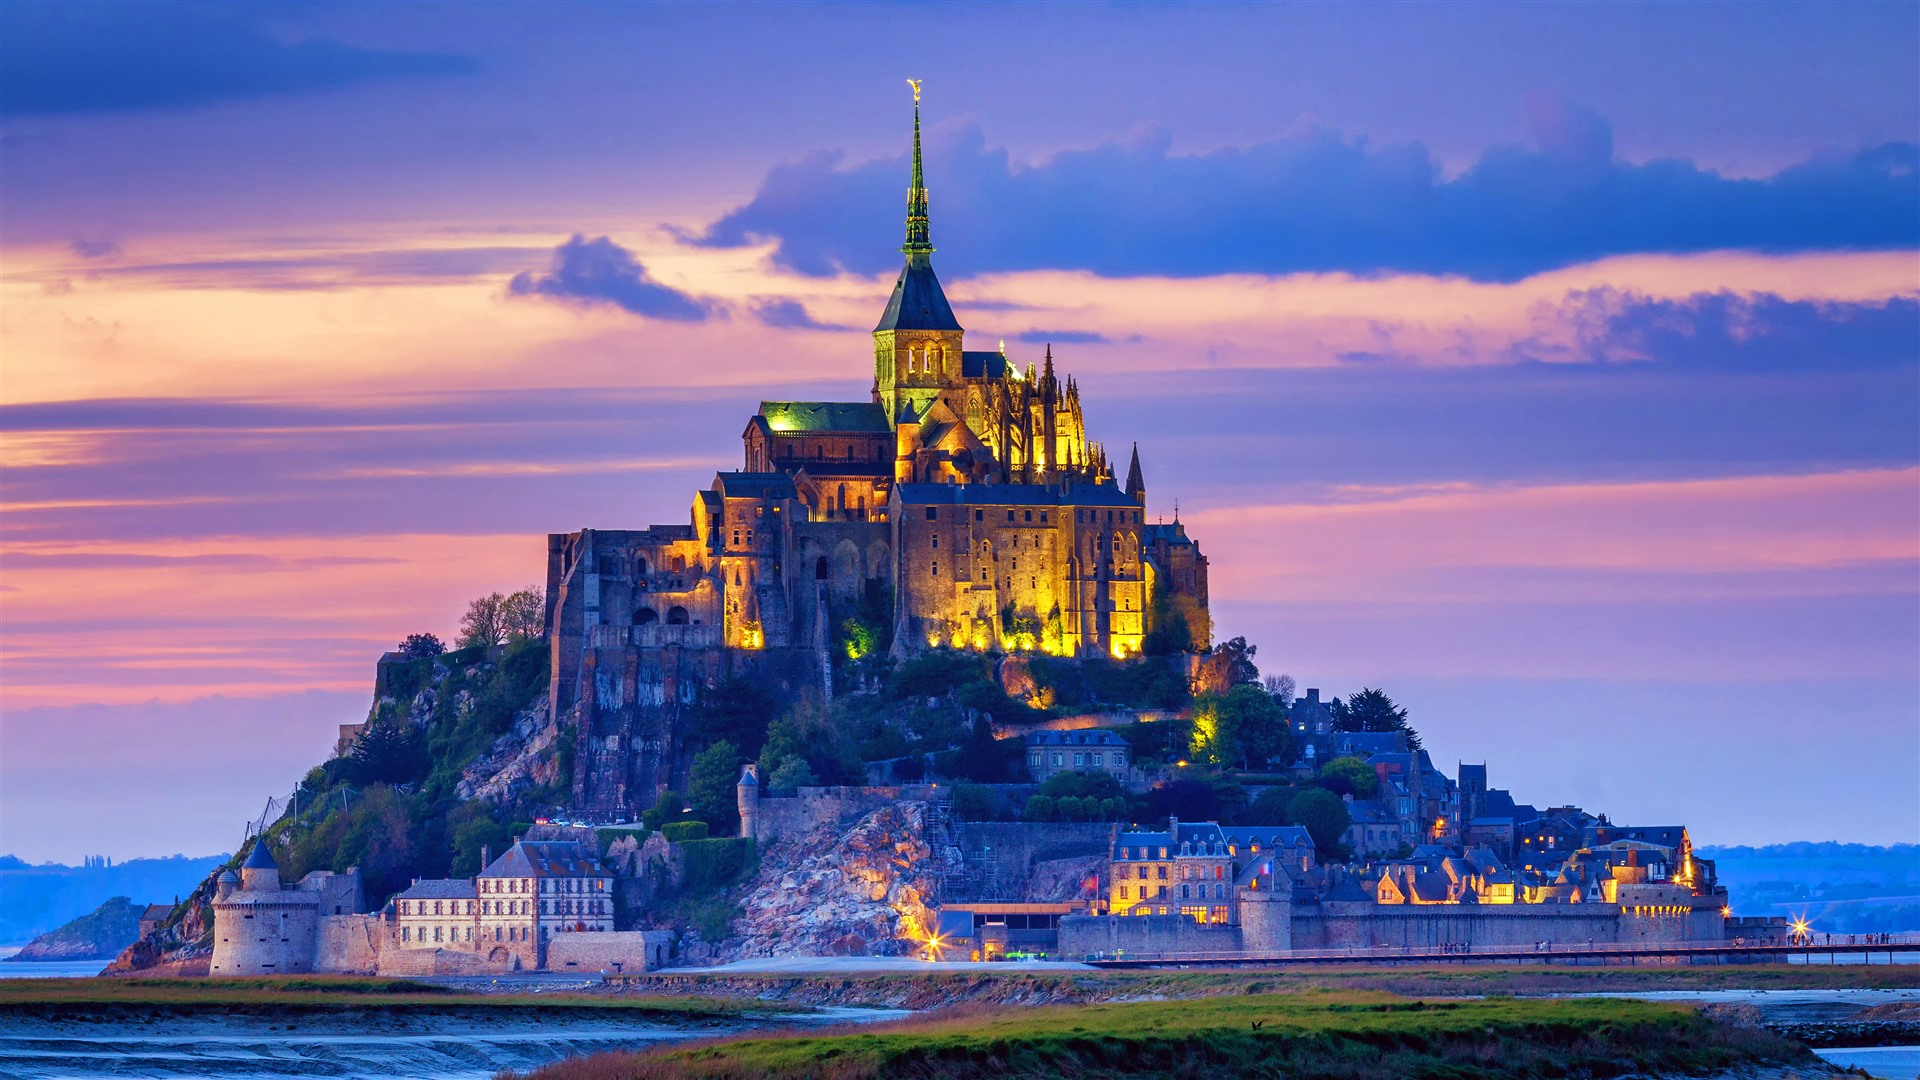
[4,896,142,961]
[1700,842,1919,934]
[0,854,227,946]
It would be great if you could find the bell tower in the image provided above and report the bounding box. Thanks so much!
[874,80,964,423]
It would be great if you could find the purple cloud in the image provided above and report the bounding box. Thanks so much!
[509,235,718,322]
[694,105,1919,282]
[750,298,851,331]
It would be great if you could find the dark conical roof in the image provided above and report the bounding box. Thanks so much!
[242,840,280,871]
[875,261,961,333]
[1125,442,1145,497]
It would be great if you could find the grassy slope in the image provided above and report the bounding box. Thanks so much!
[510,991,1817,1080]
[0,976,802,1018]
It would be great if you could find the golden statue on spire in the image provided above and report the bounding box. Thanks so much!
[907,78,922,104]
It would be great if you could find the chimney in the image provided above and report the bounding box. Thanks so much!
[481,845,492,871]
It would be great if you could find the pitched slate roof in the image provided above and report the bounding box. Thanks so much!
[478,840,611,880]
[1218,826,1314,853]
[874,261,962,333]
[713,472,798,500]
[1026,729,1129,748]
[396,878,478,900]
[242,841,281,871]
[759,401,891,433]
[960,350,1009,379]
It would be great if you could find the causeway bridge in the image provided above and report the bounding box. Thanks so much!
[1084,934,1920,969]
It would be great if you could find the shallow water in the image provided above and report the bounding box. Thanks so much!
[1816,1045,1920,1079]
[0,959,111,979]
[0,1006,904,1079]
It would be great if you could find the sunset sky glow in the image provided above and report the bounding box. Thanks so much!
[2,2,1916,862]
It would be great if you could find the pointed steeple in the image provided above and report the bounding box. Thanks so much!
[1125,442,1146,506]
[902,79,933,261]
[874,81,960,336]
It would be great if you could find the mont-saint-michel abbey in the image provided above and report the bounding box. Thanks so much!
[145,95,1768,984]
[545,94,1210,819]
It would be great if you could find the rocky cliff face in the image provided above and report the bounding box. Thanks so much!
[6,896,141,961]
[722,802,940,960]
[457,698,564,802]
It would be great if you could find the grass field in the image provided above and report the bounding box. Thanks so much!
[0,976,802,1018]
[506,991,1819,1080]
[614,962,1920,1010]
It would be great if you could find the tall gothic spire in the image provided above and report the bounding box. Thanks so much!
[902,79,934,261]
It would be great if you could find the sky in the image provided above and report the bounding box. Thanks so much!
[1,2,1915,863]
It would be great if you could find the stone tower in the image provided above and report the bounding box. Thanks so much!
[1236,858,1294,954]
[736,762,760,841]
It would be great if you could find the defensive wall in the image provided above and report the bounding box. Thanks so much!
[545,930,674,973]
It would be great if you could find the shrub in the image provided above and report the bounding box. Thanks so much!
[680,838,754,891]
[1023,795,1057,822]
[662,820,711,843]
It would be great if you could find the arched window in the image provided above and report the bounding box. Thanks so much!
[634,607,658,626]
[815,556,830,580]
[837,484,847,513]
[635,556,649,577]
[667,606,690,625]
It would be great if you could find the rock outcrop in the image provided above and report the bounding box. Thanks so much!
[6,896,141,961]
[723,802,939,960]
[457,698,564,802]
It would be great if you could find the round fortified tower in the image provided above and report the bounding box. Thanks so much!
[210,841,322,975]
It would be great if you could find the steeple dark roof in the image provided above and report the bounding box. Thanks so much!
[242,840,280,871]
[875,85,962,334]
[1125,442,1145,498]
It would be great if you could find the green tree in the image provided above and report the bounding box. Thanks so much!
[694,678,779,759]
[766,755,816,794]
[1023,795,1057,822]
[1287,787,1352,855]
[687,740,741,834]
[642,788,687,832]
[1318,755,1380,798]
[501,586,544,642]
[954,715,1010,783]
[346,718,429,786]
[1192,636,1259,695]
[397,633,445,659]
[756,697,864,786]
[1038,769,1124,803]
[1334,688,1421,750]
[1243,785,1296,826]
[457,592,508,649]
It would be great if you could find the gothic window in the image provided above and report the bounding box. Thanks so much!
[931,562,939,577]
[931,534,938,550]
[635,556,648,577]
[979,568,987,582]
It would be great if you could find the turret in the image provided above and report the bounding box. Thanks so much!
[215,869,239,901]
[1125,443,1146,507]
[240,838,281,892]
[736,762,760,841]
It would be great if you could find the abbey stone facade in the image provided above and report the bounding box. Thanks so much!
[544,96,1210,818]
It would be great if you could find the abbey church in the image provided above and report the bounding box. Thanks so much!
[544,96,1210,817]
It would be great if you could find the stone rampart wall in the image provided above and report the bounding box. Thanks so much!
[1297,903,1629,950]
[951,821,1113,900]
[1058,913,1241,957]
[375,946,512,977]
[754,785,936,843]
[544,930,674,973]
[314,914,384,974]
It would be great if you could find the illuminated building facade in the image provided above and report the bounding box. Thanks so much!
[544,93,1209,818]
